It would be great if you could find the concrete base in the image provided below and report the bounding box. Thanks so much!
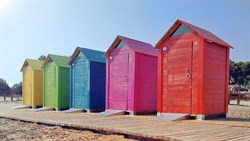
[60,108,84,114]
[153,113,189,121]
[97,110,126,116]
[32,107,54,112]
[12,105,31,109]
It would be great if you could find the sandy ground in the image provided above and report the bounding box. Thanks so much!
[0,118,137,141]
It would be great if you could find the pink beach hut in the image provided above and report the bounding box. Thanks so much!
[104,35,158,115]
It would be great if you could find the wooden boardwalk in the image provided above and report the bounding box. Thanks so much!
[0,102,250,141]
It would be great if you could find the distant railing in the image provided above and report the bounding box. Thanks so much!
[0,94,22,102]
[228,92,250,105]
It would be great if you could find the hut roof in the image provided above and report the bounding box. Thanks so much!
[69,47,105,64]
[104,35,157,57]
[155,19,233,49]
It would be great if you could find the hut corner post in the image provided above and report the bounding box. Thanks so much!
[197,38,205,120]
[105,56,110,110]
[157,45,163,115]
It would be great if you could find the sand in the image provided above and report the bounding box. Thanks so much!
[0,118,137,141]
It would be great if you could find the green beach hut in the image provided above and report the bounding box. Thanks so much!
[42,54,70,111]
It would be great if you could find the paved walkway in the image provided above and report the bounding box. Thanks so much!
[0,102,250,141]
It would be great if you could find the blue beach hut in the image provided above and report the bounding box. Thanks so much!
[68,47,106,112]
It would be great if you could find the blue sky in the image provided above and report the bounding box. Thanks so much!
[0,0,249,86]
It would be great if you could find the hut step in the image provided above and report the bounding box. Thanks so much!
[60,108,84,114]
[12,105,31,109]
[32,107,54,112]
[97,110,126,116]
[153,113,189,121]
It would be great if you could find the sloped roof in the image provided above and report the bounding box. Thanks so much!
[155,19,233,49]
[20,59,44,71]
[104,35,157,57]
[69,47,106,64]
[42,54,70,68]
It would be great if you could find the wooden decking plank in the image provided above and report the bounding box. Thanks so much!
[228,133,250,141]
[186,129,245,141]
[174,127,247,141]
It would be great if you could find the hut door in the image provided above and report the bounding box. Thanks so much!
[109,53,129,110]
[72,60,88,109]
[44,65,56,107]
[163,41,193,113]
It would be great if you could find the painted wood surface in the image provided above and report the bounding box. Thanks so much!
[203,42,228,114]
[135,53,157,112]
[109,53,129,110]
[89,61,106,110]
[22,62,43,108]
[32,70,43,107]
[69,48,106,111]
[161,35,194,113]
[71,55,89,109]
[58,67,70,110]
[157,20,231,116]
[22,66,32,105]
[105,36,157,114]
[43,62,56,107]
[43,63,70,110]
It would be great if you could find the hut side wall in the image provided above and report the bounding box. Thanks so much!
[203,42,227,114]
[58,67,70,110]
[134,53,157,112]
[90,61,106,110]
[32,70,43,107]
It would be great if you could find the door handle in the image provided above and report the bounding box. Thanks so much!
[185,68,191,78]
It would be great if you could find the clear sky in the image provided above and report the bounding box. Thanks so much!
[0,0,249,86]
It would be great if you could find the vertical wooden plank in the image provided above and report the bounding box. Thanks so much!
[22,67,26,105]
[32,70,35,107]
[105,56,110,109]
[70,64,72,108]
[133,53,137,111]
[43,67,45,106]
[225,48,229,113]
[56,66,59,110]
[157,45,163,113]
[198,38,204,114]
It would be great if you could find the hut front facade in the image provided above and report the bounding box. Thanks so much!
[156,19,232,119]
[69,47,106,111]
[104,35,158,115]
[21,59,44,108]
[42,54,70,111]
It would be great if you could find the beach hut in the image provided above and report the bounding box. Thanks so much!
[42,54,70,111]
[21,59,44,108]
[155,19,232,120]
[68,47,106,112]
[104,35,158,115]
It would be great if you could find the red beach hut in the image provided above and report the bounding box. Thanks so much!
[156,19,232,120]
[104,35,158,115]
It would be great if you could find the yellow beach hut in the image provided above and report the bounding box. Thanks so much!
[21,59,44,108]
